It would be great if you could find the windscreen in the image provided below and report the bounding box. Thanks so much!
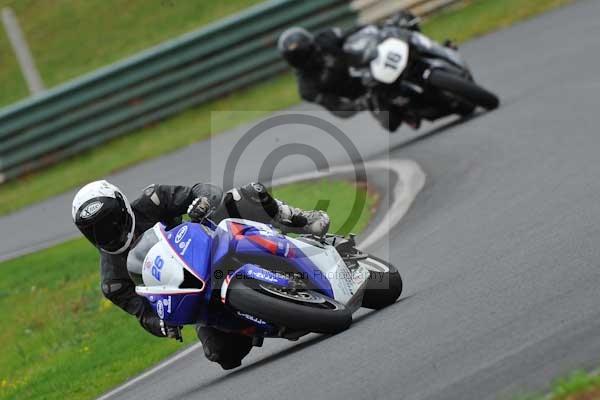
[127,228,160,285]
[343,26,380,66]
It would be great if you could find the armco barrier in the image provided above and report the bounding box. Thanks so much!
[0,0,458,183]
[0,0,355,182]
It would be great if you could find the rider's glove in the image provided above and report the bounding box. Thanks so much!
[187,196,211,222]
[160,320,183,342]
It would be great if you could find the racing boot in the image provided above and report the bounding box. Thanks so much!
[196,325,253,370]
[274,200,330,237]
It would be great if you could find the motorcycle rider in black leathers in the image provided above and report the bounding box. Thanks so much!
[278,26,367,119]
[278,27,365,118]
[71,180,329,370]
[278,11,423,131]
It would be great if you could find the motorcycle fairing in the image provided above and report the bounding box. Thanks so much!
[409,32,468,72]
[212,219,335,297]
[371,37,410,84]
[287,236,370,309]
[136,286,206,325]
[134,223,212,324]
[214,219,369,307]
[161,223,212,285]
[343,25,380,66]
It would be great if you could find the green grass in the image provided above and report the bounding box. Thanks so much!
[515,370,600,400]
[423,0,575,44]
[272,179,378,236]
[0,0,263,106]
[0,0,576,216]
[0,179,377,400]
[549,370,600,399]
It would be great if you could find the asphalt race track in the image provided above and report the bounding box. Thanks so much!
[5,1,600,399]
[91,2,600,399]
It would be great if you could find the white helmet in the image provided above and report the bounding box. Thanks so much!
[72,180,136,254]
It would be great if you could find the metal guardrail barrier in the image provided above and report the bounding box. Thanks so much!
[0,0,459,183]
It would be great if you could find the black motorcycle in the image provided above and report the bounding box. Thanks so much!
[343,25,499,130]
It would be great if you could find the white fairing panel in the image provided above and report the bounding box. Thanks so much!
[141,225,185,287]
[370,38,410,84]
[287,237,369,306]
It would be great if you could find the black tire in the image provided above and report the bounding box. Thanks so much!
[428,69,499,110]
[456,100,476,117]
[360,255,403,310]
[227,278,352,334]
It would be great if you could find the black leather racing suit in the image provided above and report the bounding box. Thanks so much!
[295,13,422,129]
[100,182,281,369]
[295,28,366,118]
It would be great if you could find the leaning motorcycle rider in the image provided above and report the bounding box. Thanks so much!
[72,180,329,369]
[278,26,367,119]
[278,11,422,129]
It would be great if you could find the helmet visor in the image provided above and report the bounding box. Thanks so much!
[279,28,315,69]
[78,195,133,252]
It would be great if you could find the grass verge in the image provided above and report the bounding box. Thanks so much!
[0,0,576,216]
[517,370,600,400]
[0,0,263,106]
[0,179,377,400]
[424,0,575,43]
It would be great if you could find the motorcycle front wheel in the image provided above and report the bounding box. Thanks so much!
[428,69,499,110]
[359,255,403,310]
[226,278,352,334]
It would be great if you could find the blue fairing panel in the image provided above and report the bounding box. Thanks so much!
[143,291,207,325]
[212,219,334,297]
[162,223,213,284]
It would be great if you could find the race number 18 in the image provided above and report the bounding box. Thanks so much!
[384,52,404,70]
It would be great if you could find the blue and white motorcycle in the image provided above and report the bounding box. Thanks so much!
[127,218,402,339]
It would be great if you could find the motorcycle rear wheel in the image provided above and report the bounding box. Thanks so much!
[227,278,352,334]
[428,69,499,110]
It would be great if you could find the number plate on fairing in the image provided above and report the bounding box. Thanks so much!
[370,38,410,84]
[142,239,185,287]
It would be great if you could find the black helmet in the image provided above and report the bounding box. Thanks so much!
[278,27,315,69]
[72,180,136,254]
